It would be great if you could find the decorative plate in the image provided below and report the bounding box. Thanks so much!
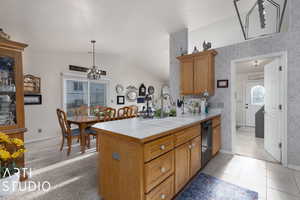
[115,84,124,94]
[126,86,138,102]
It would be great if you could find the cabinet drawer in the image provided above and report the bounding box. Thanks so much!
[145,175,174,200]
[144,151,174,193]
[212,116,221,127]
[175,125,200,147]
[144,135,174,162]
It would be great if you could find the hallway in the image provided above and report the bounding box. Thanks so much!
[234,127,277,162]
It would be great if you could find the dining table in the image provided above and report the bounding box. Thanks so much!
[67,116,104,153]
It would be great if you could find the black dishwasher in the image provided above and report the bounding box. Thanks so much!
[201,120,213,166]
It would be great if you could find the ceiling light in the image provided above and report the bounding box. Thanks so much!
[253,60,259,67]
[87,40,102,80]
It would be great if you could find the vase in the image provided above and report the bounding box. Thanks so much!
[0,171,20,197]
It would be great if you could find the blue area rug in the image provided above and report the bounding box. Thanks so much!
[175,173,258,200]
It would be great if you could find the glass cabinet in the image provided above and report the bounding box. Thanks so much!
[0,55,17,127]
[0,38,27,132]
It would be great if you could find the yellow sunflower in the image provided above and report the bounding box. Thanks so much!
[10,138,24,147]
[0,149,11,161]
[0,132,11,144]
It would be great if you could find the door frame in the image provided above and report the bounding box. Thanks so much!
[230,51,288,166]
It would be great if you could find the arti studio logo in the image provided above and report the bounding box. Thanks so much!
[1,168,51,193]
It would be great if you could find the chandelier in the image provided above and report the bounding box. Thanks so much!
[87,40,102,80]
[234,0,287,40]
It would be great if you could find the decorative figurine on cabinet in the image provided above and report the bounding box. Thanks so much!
[203,41,212,51]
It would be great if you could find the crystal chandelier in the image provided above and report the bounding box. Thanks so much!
[87,40,102,80]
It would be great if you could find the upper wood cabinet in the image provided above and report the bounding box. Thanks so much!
[177,50,217,96]
[180,57,194,95]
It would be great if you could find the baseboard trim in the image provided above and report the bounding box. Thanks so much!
[288,164,300,171]
[25,136,57,144]
[220,149,234,154]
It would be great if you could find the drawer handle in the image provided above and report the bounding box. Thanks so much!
[160,145,166,150]
[160,167,166,173]
[160,194,166,199]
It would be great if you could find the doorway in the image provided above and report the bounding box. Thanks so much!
[231,52,287,166]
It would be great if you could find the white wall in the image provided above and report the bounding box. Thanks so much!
[23,50,164,143]
[189,16,244,52]
[189,5,288,52]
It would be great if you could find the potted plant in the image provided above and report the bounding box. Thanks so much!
[0,132,26,197]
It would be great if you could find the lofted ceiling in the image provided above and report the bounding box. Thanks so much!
[0,0,242,81]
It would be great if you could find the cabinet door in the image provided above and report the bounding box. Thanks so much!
[175,143,190,193]
[180,57,194,95]
[212,125,221,156]
[193,55,209,95]
[190,136,202,177]
[0,49,24,131]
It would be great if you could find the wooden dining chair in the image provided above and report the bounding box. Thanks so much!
[103,107,116,121]
[129,105,138,118]
[90,105,106,119]
[56,109,97,155]
[78,105,89,116]
[117,106,131,119]
[57,109,84,155]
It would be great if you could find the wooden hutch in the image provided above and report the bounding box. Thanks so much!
[0,37,28,168]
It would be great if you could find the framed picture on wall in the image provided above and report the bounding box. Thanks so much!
[24,94,42,105]
[117,96,125,105]
[217,80,229,88]
[137,97,145,104]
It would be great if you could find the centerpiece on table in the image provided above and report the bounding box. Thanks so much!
[0,132,26,197]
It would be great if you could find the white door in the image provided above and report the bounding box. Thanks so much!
[264,58,282,162]
[245,81,264,126]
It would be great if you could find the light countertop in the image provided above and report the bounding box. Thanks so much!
[92,109,222,142]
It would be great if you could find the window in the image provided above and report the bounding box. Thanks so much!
[63,75,109,117]
[251,85,265,105]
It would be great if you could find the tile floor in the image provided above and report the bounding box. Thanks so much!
[4,137,300,200]
[202,153,300,200]
[234,127,277,162]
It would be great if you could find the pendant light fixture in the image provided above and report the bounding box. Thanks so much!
[87,40,102,80]
[234,0,287,40]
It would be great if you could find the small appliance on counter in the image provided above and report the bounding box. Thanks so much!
[200,91,209,114]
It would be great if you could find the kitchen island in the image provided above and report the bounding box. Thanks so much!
[93,109,222,200]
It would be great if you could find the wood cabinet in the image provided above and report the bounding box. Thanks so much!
[145,151,174,193]
[145,175,174,200]
[97,115,221,200]
[0,37,28,168]
[175,142,191,193]
[212,116,221,156]
[180,57,194,95]
[175,136,202,193]
[190,136,202,177]
[177,50,217,96]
